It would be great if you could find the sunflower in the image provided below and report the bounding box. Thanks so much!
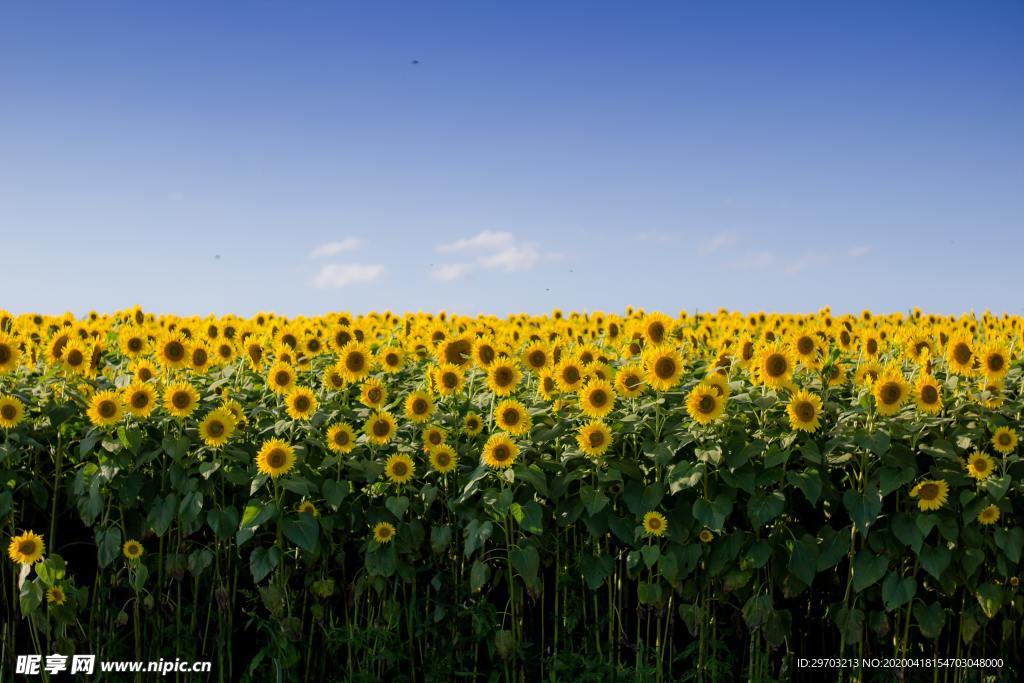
[913,374,943,415]
[872,369,910,416]
[537,372,559,401]
[321,365,346,392]
[266,361,297,394]
[910,480,949,511]
[429,444,458,474]
[487,359,522,397]
[326,423,357,454]
[372,521,396,544]
[0,395,25,430]
[462,412,484,436]
[494,399,532,435]
[338,342,373,383]
[7,530,44,564]
[0,332,22,373]
[945,332,975,375]
[430,363,464,397]
[966,450,995,481]
[157,334,189,370]
[855,360,882,387]
[221,398,246,426]
[256,438,296,478]
[753,342,795,389]
[163,381,199,418]
[122,539,144,560]
[482,433,519,469]
[404,391,435,423]
[377,345,406,373]
[979,379,1005,409]
[422,424,447,451]
[554,358,586,392]
[297,500,319,517]
[245,339,266,370]
[522,342,550,372]
[87,390,124,427]
[613,363,646,398]
[640,312,674,347]
[438,335,474,368]
[122,382,156,419]
[681,383,724,426]
[978,342,1010,380]
[364,411,397,445]
[130,359,158,383]
[703,372,731,398]
[198,408,236,448]
[977,504,1001,526]
[699,528,715,543]
[285,387,318,421]
[642,511,668,537]
[46,586,66,605]
[992,427,1018,455]
[60,339,91,376]
[791,331,821,368]
[577,421,612,457]
[578,379,616,419]
[861,333,882,359]
[786,390,822,432]
[644,347,685,392]
[472,337,499,368]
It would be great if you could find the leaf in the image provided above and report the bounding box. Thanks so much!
[854,430,890,455]
[976,583,1004,619]
[833,607,864,644]
[430,525,452,554]
[148,493,178,537]
[983,475,1010,501]
[637,581,662,605]
[463,519,493,558]
[788,536,818,586]
[249,546,281,583]
[881,572,916,611]
[385,496,409,519]
[852,550,888,592]
[96,527,122,569]
[786,470,822,505]
[918,543,951,580]
[742,594,774,629]
[843,486,882,534]
[747,491,785,529]
[994,527,1023,564]
[693,496,732,532]
[322,480,347,509]
[816,527,850,571]
[282,514,319,553]
[188,549,214,577]
[470,559,489,592]
[914,601,945,639]
[891,513,923,554]
[580,485,609,516]
[240,500,277,529]
[516,501,543,535]
[641,545,660,568]
[207,508,240,541]
[583,554,613,590]
[510,545,540,589]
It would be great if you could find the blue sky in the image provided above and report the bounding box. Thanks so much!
[2,1,1022,317]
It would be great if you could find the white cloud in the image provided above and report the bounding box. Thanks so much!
[729,251,776,271]
[432,262,473,282]
[311,263,384,288]
[432,231,557,280]
[699,232,737,255]
[848,245,872,258]
[310,238,363,259]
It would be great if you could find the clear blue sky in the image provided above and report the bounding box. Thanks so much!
[2,1,1022,317]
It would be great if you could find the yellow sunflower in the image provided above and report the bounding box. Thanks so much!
[910,480,949,511]
[0,395,25,430]
[978,342,1010,380]
[578,379,616,419]
[364,411,397,445]
[699,528,714,543]
[992,427,1018,456]
[614,363,646,398]
[0,332,22,373]
[431,363,465,397]
[686,383,726,425]
[357,378,387,409]
[977,504,1001,526]
[429,444,458,474]
[326,423,357,454]
[404,391,435,423]
[462,412,484,436]
[966,450,995,481]
[384,454,415,485]
[130,359,158,383]
[122,539,143,560]
[46,586,66,605]
[285,387,318,421]
[786,390,822,432]
[421,424,447,451]
[377,345,406,373]
[60,339,91,376]
[163,381,199,418]
[945,332,975,375]
[855,360,882,387]
[494,399,532,435]
[872,369,910,416]
[554,358,586,392]
[487,359,522,397]
[198,408,236,448]
[438,335,474,368]
[372,521,396,544]
[913,375,943,414]
[642,511,668,537]
[156,334,189,370]
[297,500,319,517]
[482,433,519,469]
[522,342,550,372]
[87,390,124,427]
[644,347,685,392]
[337,342,373,383]
[122,382,157,419]
[753,342,796,389]
[266,361,297,394]
[322,365,346,392]
[7,530,45,564]
[577,420,612,457]
[256,438,296,478]
[979,379,1005,409]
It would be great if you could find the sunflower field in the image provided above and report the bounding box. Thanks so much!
[1,307,1021,681]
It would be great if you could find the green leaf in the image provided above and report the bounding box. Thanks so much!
[692,496,732,532]
[833,607,864,644]
[747,491,785,529]
[207,508,240,541]
[583,554,614,590]
[983,475,1010,501]
[463,519,493,558]
[852,550,888,592]
[470,559,489,592]
[913,601,945,639]
[843,486,882,534]
[786,470,822,505]
[891,513,923,554]
[788,536,818,586]
[641,545,661,568]
[240,500,277,529]
[742,594,774,629]
[580,485,609,516]
[854,430,890,455]
[637,581,662,605]
[385,496,409,519]
[994,527,1023,564]
[816,527,850,571]
[96,527,122,569]
[148,493,178,537]
[918,543,951,580]
[430,525,452,554]
[510,545,540,589]
[881,572,916,611]
[282,514,319,553]
[976,583,1004,619]
[365,543,397,577]
[516,501,543,535]
[188,549,214,577]
[322,480,347,509]
[249,546,281,583]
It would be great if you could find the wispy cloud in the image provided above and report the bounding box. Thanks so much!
[699,231,737,255]
[311,263,384,288]
[433,230,558,281]
[310,238,363,259]
[729,251,776,271]
[848,245,872,258]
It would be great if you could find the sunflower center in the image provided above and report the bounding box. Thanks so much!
[267,449,286,468]
[953,343,972,365]
[345,353,365,372]
[294,396,311,412]
[445,340,472,364]
[647,518,661,530]
[413,399,428,414]
[171,392,190,409]
[795,401,815,421]
[166,341,184,361]
[274,371,291,386]
[0,346,10,363]
[436,452,451,467]
[919,483,939,500]
[972,458,989,473]
[840,330,851,346]
[879,382,901,405]
[866,339,878,355]
[529,351,546,367]
[466,418,480,430]
[696,395,715,414]
[502,409,520,425]
[98,400,117,418]
[998,433,1012,446]
[67,349,84,366]
[1,404,16,420]
[19,540,37,555]
[334,430,350,446]
[648,322,665,344]
[588,431,605,447]
[543,377,556,393]
[920,385,938,404]
[797,337,814,354]
[654,357,676,380]
[391,462,408,477]
[385,353,399,366]
[762,354,786,378]
[193,349,208,365]
[208,421,225,437]
[131,392,150,409]
[495,368,514,387]
[442,373,458,389]
[493,446,510,462]
[373,420,390,437]
[988,354,1005,372]
[367,387,382,402]
[590,390,608,407]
